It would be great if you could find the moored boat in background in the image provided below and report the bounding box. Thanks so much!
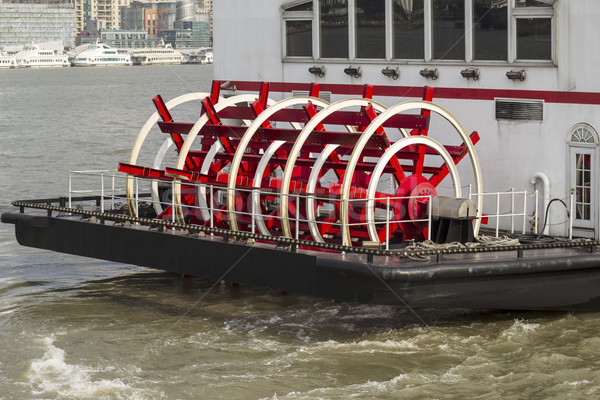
[71,41,132,67]
[130,42,185,66]
[0,52,17,68]
[15,42,69,68]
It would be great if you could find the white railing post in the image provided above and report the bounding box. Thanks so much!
[135,177,139,219]
[111,172,115,211]
[341,198,347,250]
[100,173,105,213]
[534,189,539,235]
[385,197,390,251]
[68,171,72,209]
[427,195,432,241]
[569,192,574,239]
[510,188,515,234]
[251,190,256,235]
[295,193,300,240]
[209,185,214,232]
[495,192,500,237]
[522,191,527,234]
[171,180,175,223]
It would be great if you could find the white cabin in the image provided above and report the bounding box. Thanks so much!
[213,0,600,239]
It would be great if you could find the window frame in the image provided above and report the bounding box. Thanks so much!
[281,0,556,65]
[281,0,315,60]
[510,4,555,63]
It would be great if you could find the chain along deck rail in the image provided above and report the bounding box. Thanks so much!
[11,197,598,262]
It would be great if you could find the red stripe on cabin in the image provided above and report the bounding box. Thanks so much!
[226,81,600,105]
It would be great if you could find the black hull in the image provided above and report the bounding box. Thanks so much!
[4,211,600,311]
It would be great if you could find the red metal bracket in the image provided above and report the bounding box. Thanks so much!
[251,82,272,129]
[210,80,221,105]
[309,83,320,98]
[153,95,173,123]
[362,84,374,100]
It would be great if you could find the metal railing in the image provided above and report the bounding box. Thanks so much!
[67,170,575,243]
[468,185,574,239]
[67,170,433,248]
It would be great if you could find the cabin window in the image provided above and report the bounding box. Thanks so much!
[473,0,507,61]
[283,0,554,63]
[286,20,313,57]
[283,1,314,58]
[356,0,386,59]
[574,152,592,221]
[393,0,425,59]
[320,0,349,58]
[432,0,465,60]
[515,18,552,60]
[512,0,554,61]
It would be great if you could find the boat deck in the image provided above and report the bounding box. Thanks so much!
[4,197,600,311]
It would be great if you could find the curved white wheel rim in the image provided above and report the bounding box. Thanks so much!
[305,143,339,242]
[365,136,461,242]
[251,140,286,236]
[126,92,211,215]
[340,100,483,246]
[279,98,388,238]
[172,94,275,222]
[249,121,303,235]
[226,97,330,232]
[151,137,174,215]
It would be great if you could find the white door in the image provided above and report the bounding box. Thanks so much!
[570,147,595,230]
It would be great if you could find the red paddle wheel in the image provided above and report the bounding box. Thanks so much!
[119,81,483,249]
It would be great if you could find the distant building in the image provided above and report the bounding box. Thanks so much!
[100,29,163,47]
[0,3,75,48]
[121,1,177,34]
[160,13,210,48]
[74,0,132,34]
[75,0,92,34]
[119,0,211,48]
[198,0,212,38]
[86,16,106,35]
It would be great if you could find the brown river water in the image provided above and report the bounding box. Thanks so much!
[1,65,599,399]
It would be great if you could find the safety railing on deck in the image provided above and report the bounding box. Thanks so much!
[67,170,433,249]
[67,170,575,244]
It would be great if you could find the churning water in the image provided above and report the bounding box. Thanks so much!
[1,65,600,399]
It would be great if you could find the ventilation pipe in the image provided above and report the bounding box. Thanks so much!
[530,172,550,235]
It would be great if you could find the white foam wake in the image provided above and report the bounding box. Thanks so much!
[28,336,160,399]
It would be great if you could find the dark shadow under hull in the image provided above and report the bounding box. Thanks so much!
[4,210,600,312]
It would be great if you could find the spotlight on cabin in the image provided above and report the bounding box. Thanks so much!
[381,67,399,80]
[460,68,479,81]
[220,80,237,91]
[344,66,361,78]
[308,66,325,78]
[220,81,237,96]
[419,68,438,80]
[506,69,526,81]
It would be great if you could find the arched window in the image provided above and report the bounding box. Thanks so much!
[569,125,598,146]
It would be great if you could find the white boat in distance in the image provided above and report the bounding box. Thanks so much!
[72,42,132,67]
[130,42,185,66]
[15,42,69,68]
[187,49,213,64]
[0,53,17,69]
